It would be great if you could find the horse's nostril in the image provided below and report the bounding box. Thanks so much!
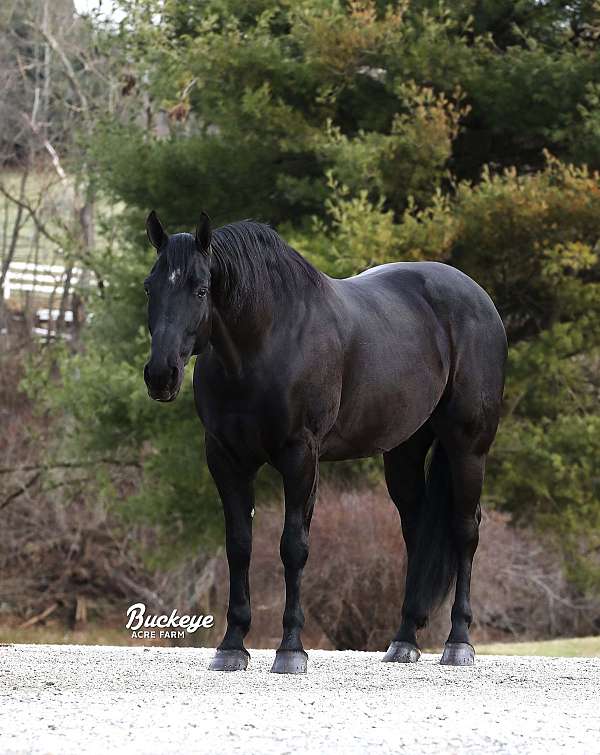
[170,365,178,386]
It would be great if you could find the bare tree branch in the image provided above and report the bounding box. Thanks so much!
[21,112,67,180]
[35,23,90,115]
[1,472,42,510]
[0,460,142,475]
[0,182,64,248]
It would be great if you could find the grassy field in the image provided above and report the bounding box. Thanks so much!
[477,636,600,657]
[1,169,119,315]
[2,169,119,266]
[1,169,69,266]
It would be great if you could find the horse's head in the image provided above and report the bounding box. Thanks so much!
[143,210,212,402]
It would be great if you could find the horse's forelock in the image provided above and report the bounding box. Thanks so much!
[164,233,198,289]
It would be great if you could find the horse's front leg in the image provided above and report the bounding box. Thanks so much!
[206,434,258,671]
[271,437,319,674]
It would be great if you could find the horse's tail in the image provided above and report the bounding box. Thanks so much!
[405,439,457,619]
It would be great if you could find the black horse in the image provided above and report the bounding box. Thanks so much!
[143,211,507,673]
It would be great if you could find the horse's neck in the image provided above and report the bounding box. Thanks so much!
[209,307,244,378]
[208,289,279,379]
[208,254,326,371]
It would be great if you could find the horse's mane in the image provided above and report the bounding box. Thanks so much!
[165,221,322,315]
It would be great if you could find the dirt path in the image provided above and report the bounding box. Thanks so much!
[1,644,599,754]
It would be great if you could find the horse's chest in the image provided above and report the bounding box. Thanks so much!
[194,363,316,459]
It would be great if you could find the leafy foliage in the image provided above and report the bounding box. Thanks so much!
[36,0,600,583]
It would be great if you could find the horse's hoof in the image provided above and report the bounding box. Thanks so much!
[209,649,249,671]
[440,642,475,666]
[382,641,421,663]
[270,649,308,674]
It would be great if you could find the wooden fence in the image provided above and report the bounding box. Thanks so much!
[1,261,83,338]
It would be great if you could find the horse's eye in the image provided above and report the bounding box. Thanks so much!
[196,288,208,298]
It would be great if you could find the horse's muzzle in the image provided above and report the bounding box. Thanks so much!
[143,359,182,402]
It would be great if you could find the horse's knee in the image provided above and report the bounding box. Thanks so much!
[280,527,309,572]
[226,533,252,569]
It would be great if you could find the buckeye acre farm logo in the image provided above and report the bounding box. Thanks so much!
[126,602,214,640]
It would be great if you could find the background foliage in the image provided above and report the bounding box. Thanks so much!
[22,0,600,587]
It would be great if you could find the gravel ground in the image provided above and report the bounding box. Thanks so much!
[1,644,599,754]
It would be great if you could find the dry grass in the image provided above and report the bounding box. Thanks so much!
[0,624,168,647]
[0,338,161,632]
[2,341,598,651]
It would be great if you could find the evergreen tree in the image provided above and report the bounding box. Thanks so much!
[35,0,600,581]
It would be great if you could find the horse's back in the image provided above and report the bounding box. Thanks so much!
[337,261,506,360]
[347,261,501,322]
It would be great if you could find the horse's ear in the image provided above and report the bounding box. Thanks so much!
[195,211,212,257]
[146,210,167,252]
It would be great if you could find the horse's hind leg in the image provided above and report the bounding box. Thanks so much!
[440,447,485,665]
[433,402,501,666]
[382,423,435,663]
